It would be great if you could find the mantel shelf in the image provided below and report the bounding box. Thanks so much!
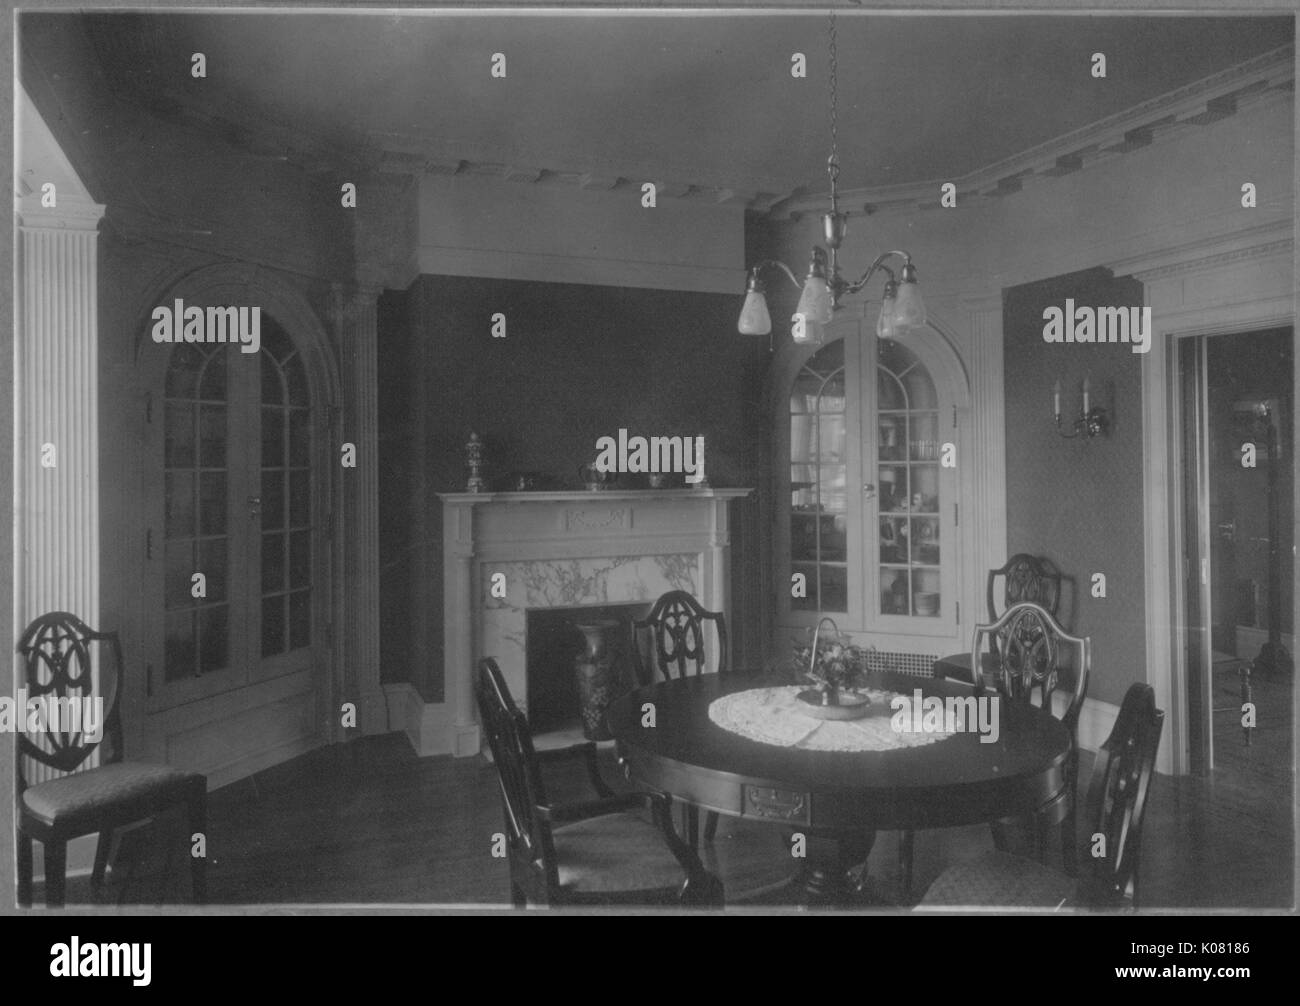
[438,488,753,504]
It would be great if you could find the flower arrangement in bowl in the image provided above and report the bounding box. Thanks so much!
[791,618,874,720]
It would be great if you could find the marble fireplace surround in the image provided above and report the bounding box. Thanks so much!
[407,489,751,757]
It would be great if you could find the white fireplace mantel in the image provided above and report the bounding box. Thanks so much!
[423,488,751,757]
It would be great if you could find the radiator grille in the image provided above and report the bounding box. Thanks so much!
[864,650,939,679]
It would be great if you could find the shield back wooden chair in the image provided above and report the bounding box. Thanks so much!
[16,611,207,907]
[975,601,1090,874]
[933,553,1063,685]
[901,597,1085,901]
[475,657,722,908]
[631,590,728,845]
[631,590,728,684]
[917,682,1164,911]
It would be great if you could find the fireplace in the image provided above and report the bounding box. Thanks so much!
[434,488,751,756]
[525,603,649,735]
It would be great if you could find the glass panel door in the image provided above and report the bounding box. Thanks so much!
[862,334,957,638]
[875,339,942,619]
[162,345,233,690]
[150,314,315,709]
[777,326,958,637]
[254,322,314,678]
[789,340,849,613]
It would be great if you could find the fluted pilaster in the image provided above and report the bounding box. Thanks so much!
[16,200,105,781]
[968,300,1008,604]
[329,282,384,735]
[16,205,105,633]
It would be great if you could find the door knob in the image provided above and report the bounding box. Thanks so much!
[247,495,261,517]
[863,483,876,498]
[1216,520,1235,542]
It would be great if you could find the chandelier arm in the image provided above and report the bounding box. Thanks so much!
[843,252,909,297]
[754,259,804,290]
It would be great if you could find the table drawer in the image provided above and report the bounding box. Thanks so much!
[743,785,811,825]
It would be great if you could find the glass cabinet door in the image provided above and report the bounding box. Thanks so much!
[778,327,958,638]
[874,339,946,624]
[788,340,851,614]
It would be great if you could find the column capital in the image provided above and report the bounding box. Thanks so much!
[16,194,105,232]
[330,279,384,304]
[328,280,383,330]
[959,292,1005,317]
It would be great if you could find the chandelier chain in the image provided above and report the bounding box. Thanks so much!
[827,8,839,193]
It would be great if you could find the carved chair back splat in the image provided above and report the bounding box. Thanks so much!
[974,601,1089,735]
[988,553,1063,623]
[632,590,728,685]
[16,612,125,786]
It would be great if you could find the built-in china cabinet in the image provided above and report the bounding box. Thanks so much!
[773,308,974,665]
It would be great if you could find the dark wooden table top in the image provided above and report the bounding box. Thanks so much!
[606,671,1072,832]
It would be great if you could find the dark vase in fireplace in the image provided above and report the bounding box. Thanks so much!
[572,618,623,741]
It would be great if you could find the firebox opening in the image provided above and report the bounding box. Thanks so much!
[525,603,651,735]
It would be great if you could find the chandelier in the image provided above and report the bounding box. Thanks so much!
[737,11,927,344]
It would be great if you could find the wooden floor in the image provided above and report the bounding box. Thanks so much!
[40,696,1295,911]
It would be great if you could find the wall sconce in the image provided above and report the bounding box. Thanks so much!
[1053,375,1109,439]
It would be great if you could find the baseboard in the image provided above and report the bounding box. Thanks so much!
[201,734,324,791]
[361,687,391,737]
[383,683,481,757]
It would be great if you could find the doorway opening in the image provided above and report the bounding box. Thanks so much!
[1179,327,1293,785]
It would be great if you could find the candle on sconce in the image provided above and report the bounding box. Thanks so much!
[1051,373,1108,439]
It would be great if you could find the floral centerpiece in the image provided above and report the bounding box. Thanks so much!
[790,618,874,719]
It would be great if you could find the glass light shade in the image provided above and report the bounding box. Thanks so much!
[796,275,833,326]
[890,279,926,330]
[876,284,898,340]
[790,314,823,345]
[738,288,772,335]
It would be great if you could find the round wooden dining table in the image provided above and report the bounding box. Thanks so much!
[605,670,1073,905]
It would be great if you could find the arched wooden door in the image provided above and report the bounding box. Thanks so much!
[135,297,335,787]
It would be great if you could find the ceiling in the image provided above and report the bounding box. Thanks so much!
[74,10,1293,200]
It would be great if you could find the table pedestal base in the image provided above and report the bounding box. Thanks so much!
[787,830,878,907]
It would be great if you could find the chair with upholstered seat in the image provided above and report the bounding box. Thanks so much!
[977,601,1090,875]
[16,612,207,907]
[631,590,729,847]
[917,682,1163,911]
[899,599,1086,902]
[475,657,723,908]
[932,554,1063,685]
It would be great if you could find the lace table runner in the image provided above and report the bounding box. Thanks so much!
[708,686,954,752]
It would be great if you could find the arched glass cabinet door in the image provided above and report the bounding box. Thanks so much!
[870,337,957,636]
[776,318,959,639]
